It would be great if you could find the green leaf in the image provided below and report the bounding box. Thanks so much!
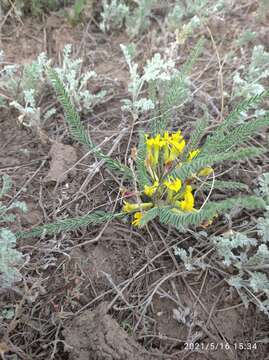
[74,0,86,17]
[47,66,92,147]
[183,108,209,158]
[153,39,204,135]
[46,66,132,178]
[136,131,151,190]
[16,211,124,239]
[169,147,264,182]
[201,180,249,191]
[139,207,159,227]
[160,73,189,132]
[219,89,269,131]
[204,115,269,154]
[159,196,266,229]
[181,38,205,75]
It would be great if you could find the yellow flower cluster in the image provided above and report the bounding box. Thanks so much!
[122,202,153,213]
[164,178,182,192]
[122,130,213,227]
[144,180,159,197]
[145,130,186,169]
[132,212,143,226]
[175,185,194,212]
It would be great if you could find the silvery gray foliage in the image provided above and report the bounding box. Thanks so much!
[232,45,269,118]
[3,51,48,102]
[249,272,269,292]
[257,218,269,243]
[256,173,269,243]
[212,232,257,267]
[0,229,23,288]
[22,52,48,90]
[173,246,207,271]
[125,0,156,38]
[54,44,106,113]
[166,0,226,35]
[0,175,27,221]
[121,98,155,114]
[213,232,269,269]
[100,0,164,37]
[166,3,184,31]
[100,0,129,32]
[10,89,42,129]
[1,44,107,128]
[257,172,269,200]
[0,50,55,128]
[215,232,269,316]
[120,43,177,115]
[183,0,226,17]
[143,53,176,82]
[236,30,256,47]
[0,51,18,107]
[245,244,269,267]
[0,175,26,289]
[228,271,269,316]
[214,173,269,317]
[0,50,48,93]
[100,0,156,37]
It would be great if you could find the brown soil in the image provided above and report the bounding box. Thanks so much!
[44,142,78,184]
[1,2,269,360]
[63,302,156,360]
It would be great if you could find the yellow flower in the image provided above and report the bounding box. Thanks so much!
[145,136,154,168]
[153,134,164,147]
[188,149,200,161]
[168,142,185,162]
[144,180,159,197]
[153,134,164,165]
[162,132,170,162]
[170,131,185,152]
[177,185,195,212]
[146,136,154,148]
[173,139,186,154]
[163,130,186,164]
[164,178,182,192]
[123,202,140,213]
[146,134,164,167]
[123,201,153,213]
[187,149,213,177]
[198,167,213,177]
[170,130,182,142]
[132,212,143,227]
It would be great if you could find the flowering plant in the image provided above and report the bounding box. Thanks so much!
[122,130,213,227]
[17,46,269,239]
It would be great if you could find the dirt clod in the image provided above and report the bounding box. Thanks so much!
[44,142,77,184]
[63,303,155,360]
